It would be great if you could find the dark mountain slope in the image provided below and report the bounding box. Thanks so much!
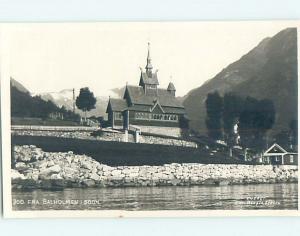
[232,28,297,133]
[183,28,297,135]
[10,77,30,94]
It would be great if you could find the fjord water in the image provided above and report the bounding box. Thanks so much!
[12,183,298,210]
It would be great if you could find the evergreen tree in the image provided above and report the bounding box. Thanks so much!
[239,97,275,151]
[223,92,243,156]
[223,93,243,141]
[289,119,298,148]
[205,91,223,140]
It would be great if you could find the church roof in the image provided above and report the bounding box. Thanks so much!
[107,98,128,112]
[167,82,176,91]
[125,85,184,108]
[128,104,151,112]
[139,71,159,85]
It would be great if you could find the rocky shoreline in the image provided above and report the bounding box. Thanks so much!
[12,145,298,190]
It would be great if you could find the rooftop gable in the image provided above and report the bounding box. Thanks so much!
[264,143,288,156]
[150,100,165,113]
[106,98,128,113]
[139,71,159,86]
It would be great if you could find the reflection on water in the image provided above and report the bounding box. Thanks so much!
[12,183,298,210]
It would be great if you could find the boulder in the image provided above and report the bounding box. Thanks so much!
[11,169,25,180]
[50,173,63,179]
[89,173,101,181]
[35,161,48,169]
[26,172,39,181]
[81,161,93,170]
[128,172,139,178]
[102,165,114,172]
[111,169,122,176]
[32,148,44,161]
[16,152,32,163]
[82,179,96,187]
[47,160,55,167]
[39,165,61,179]
[15,162,28,171]
[48,165,61,173]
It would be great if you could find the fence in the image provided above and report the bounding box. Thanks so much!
[11,125,99,132]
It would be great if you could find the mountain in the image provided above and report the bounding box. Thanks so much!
[183,28,297,135]
[35,90,109,118]
[11,81,61,119]
[10,78,123,119]
[10,77,30,94]
[34,89,74,108]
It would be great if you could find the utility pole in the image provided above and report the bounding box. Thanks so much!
[73,88,75,113]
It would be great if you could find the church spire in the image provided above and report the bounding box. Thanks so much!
[145,42,153,77]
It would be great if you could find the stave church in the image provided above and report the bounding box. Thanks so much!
[106,43,188,137]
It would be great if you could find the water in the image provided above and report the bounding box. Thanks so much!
[12,183,298,211]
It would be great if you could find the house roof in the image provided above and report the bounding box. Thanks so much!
[125,85,184,108]
[263,143,288,156]
[106,98,128,112]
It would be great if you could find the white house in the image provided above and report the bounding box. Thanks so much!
[262,143,297,165]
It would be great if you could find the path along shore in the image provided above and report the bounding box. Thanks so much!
[12,145,298,190]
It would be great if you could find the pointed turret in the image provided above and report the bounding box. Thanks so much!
[167,82,176,96]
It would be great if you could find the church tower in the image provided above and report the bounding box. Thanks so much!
[139,43,159,95]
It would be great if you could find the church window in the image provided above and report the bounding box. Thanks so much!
[114,112,122,120]
[135,112,150,120]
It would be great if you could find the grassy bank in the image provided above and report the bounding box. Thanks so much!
[12,117,81,126]
[12,135,252,166]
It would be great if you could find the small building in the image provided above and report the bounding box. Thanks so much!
[48,112,64,120]
[262,143,298,165]
[106,43,188,137]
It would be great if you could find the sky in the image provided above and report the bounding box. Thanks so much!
[3,21,299,97]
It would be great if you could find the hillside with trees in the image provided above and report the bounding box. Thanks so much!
[183,28,297,138]
[205,92,276,152]
[11,79,80,124]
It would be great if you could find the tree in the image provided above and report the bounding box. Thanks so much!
[289,119,298,148]
[222,92,243,156]
[274,131,290,149]
[76,87,97,121]
[239,97,275,151]
[205,91,223,140]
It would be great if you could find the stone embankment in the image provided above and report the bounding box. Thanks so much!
[12,129,197,148]
[11,145,298,190]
